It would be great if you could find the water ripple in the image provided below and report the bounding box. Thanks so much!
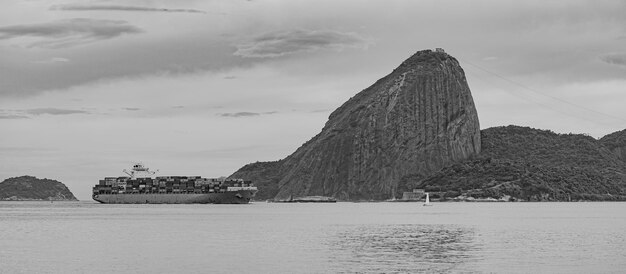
[328,224,480,273]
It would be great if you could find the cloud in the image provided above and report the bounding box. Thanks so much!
[219,111,278,117]
[234,29,370,58]
[123,107,140,111]
[219,112,260,117]
[26,108,89,115]
[50,4,206,14]
[310,109,332,113]
[31,57,70,64]
[601,53,626,67]
[0,18,142,48]
[0,114,29,119]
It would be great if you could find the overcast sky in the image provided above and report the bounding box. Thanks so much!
[1,0,625,200]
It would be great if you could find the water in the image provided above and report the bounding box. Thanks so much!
[1,202,625,273]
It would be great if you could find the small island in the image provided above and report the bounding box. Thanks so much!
[0,176,78,201]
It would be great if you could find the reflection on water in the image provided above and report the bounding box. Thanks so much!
[329,224,479,273]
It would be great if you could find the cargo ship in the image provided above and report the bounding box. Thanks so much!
[92,164,257,204]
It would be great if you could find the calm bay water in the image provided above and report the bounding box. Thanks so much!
[0,201,624,273]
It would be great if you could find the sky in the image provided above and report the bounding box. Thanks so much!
[1,0,625,200]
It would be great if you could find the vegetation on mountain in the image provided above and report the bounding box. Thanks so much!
[411,126,626,201]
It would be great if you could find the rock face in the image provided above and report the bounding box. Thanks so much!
[231,49,481,200]
[600,129,626,162]
[0,176,78,201]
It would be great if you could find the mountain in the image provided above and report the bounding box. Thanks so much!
[416,126,626,201]
[0,176,78,201]
[231,49,481,201]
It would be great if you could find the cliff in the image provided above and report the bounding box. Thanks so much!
[0,176,78,201]
[231,49,481,201]
[600,129,626,162]
[416,126,626,201]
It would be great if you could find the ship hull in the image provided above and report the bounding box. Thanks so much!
[93,190,256,204]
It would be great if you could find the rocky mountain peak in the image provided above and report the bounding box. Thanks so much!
[231,49,481,201]
[395,49,453,72]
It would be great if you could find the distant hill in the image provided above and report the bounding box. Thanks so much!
[413,126,626,201]
[0,176,78,201]
[233,161,283,201]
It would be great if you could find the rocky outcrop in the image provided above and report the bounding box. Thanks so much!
[0,176,78,201]
[600,129,626,162]
[231,49,481,200]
